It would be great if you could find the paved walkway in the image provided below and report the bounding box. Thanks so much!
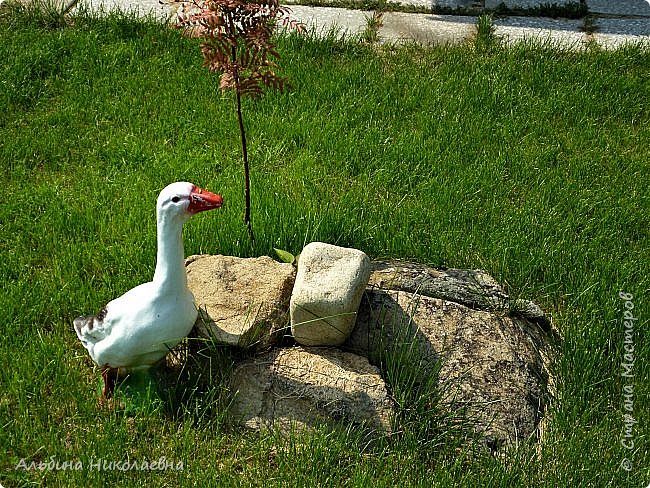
[6,0,650,49]
[282,1,650,49]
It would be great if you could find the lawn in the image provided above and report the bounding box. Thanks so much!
[0,5,648,487]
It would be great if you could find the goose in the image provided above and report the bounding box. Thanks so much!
[73,182,223,402]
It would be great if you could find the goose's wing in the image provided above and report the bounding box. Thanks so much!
[73,306,110,348]
[72,282,153,352]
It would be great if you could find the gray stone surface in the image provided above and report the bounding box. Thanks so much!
[291,242,370,346]
[494,16,585,48]
[431,0,477,7]
[285,6,647,50]
[74,0,176,19]
[229,346,395,434]
[186,254,295,350]
[285,5,370,38]
[380,13,476,45]
[7,0,648,50]
[398,0,434,9]
[368,261,549,328]
[486,0,574,7]
[593,17,650,49]
[346,288,551,446]
[587,0,650,17]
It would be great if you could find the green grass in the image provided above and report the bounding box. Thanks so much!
[1,6,649,487]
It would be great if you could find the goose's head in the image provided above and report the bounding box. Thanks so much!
[157,182,223,223]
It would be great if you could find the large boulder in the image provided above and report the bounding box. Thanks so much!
[368,261,549,329]
[345,283,551,447]
[291,242,371,346]
[229,346,395,434]
[186,254,295,350]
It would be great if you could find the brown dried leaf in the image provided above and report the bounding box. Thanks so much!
[220,72,236,92]
[180,0,298,98]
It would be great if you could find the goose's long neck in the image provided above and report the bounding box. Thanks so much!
[152,211,188,291]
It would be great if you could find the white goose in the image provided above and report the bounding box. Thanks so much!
[74,182,223,401]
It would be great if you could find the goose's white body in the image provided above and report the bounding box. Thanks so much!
[74,182,223,397]
[76,280,198,370]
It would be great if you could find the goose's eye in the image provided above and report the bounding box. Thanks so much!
[172,196,181,203]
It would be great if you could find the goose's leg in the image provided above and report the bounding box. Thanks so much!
[100,367,118,402]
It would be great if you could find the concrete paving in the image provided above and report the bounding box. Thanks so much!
[291,5,648,50]
[485,0,574,8]
[288,5,369,38]
[587,0,650,17]
[3,0,649,50]
[80,0,173,19]
[430,0,476,7]
[379,13,476,45]
[593,17,650,49]
[494,16,585,49]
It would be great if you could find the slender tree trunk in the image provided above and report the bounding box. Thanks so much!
[61,0,80,15]
[231,40,255,244]
[236,89,254,244]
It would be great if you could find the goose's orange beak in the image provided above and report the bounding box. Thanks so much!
[188,186,223,214]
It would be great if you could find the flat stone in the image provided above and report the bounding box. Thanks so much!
[291,242,370,346]
[587,0,650,17]
[369,261,549,328]
[285,5,370,39]
[186,254,295,350]
[379,13,476,45]
[592,17,650,49]
[229,347,395,434]
[494,16,586,48]
[346,288,551,447]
